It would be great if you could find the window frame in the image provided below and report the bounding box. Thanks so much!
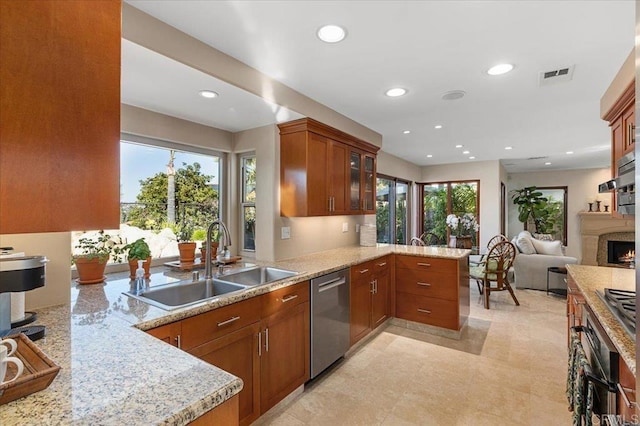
[239,152,256,252]
[376,173,411,245]
[532,185,568,246]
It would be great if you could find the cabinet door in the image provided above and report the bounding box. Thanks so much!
[350,263,373,346]
[622,102,635,155]
[371,268,389,329]
[0,0,121,233]
[260,302,310,413]
[307,132,331,216]
[349,151,362,212]
[188,322,261,426]
[147,321,182,348]
[362,153,376,213]
[617,357,638,419]
[329,140,349,214]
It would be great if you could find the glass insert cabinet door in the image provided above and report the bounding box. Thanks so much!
[350,151,361,211]
[363,155,375,211]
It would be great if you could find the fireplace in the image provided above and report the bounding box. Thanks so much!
[579,212,634,266]
[607,240,635,266]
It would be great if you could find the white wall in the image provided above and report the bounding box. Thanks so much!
[421,160,502,249]
[506,167,612,261]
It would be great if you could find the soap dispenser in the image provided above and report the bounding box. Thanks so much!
[134,260,145,293]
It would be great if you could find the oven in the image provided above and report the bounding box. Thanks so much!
[577,305,619,416]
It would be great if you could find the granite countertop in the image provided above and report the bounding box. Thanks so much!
[565,264,636,375]
[0,244,469,425]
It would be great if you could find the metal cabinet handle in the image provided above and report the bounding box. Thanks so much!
[417,308,432,314]
[417,282,431,287]
[617,383,636,408]
[328,197,331,212]
[264,328,269,352]
[258,331,262,356]
[417,262,431,267]
[628,123,635,145]
[217,316,240,327]
[377,262,387,267]
[370,280,375,294]
[375,279,378,294]
[175,335,181,349]
[282,294,298,303]
[359,268,369,274]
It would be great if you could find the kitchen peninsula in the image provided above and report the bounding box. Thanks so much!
[0,245,469,425]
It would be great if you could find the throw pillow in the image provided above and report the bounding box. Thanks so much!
[515,231,537,255]
[533,233,554,241]
[530,238,564,256]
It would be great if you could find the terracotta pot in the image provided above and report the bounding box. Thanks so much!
[74,256,108,284]
[200,242,219,260]
[128,257,151,279]
[456,235,473,249]
[178,242,197,263]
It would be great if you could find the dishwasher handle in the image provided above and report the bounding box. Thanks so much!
[317,277,347,293]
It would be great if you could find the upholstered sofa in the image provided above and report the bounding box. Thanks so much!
[511,231,578,291]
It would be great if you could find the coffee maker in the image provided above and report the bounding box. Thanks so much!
[0,250,47,340]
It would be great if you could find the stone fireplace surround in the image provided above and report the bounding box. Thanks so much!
[579,212,634,266]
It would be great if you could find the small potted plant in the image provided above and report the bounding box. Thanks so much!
[72,231,123,284]
[123,238,152,279]
[199,228,219,261]
[177,222,196,263]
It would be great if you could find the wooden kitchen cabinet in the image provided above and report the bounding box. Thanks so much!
[617,357,638,420]
[146,321,182,348]
[350,257,390,346]
[188,322,262,426]
[259,282,310,413]
[0,0,121,233]
[395,255,469,331]
[566,274,585,344]
[279,118,379,217]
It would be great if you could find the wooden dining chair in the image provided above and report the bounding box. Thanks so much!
[470,234,508,293]
[469,241,519,309]
[410,237,426,246]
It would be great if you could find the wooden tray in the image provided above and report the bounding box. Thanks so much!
[0,333,60,405]
[164,256,242,271]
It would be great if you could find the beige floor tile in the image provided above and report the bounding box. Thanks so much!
[256,284,571,425]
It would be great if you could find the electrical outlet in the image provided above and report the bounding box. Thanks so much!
[342,222,349,233]
[356,224,360,233]
[281,226,291,239]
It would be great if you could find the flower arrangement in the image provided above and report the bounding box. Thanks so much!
[446,213,480,237]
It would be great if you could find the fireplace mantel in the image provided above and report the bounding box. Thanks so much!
[579,212,634,265]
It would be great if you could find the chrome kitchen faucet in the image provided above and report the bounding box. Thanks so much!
[204,220,232,280]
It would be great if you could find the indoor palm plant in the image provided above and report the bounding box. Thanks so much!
[123,238,152,279]
[72,231,124,284]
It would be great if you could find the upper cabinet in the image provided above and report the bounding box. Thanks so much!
[0,0,121,234]
[279,118,379,217]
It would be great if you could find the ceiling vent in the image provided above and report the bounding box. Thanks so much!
[539,65,574,86]
[441,90,466,101]
[527,156,548,160]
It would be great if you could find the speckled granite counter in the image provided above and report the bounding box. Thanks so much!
[0,244,468,425]
[566,264,636,375]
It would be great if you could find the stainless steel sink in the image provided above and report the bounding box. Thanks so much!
[216,266,298,286]
[124,279,247,310]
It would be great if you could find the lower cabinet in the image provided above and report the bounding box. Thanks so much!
[617,356,638,420]
[350,256,390,346]
[146,281,310,426]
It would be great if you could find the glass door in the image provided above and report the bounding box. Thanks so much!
[376,175,409,244]
[363,154,375,212]
[349,151,361,211]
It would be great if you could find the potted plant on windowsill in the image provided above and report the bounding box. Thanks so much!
[177,223,196,263]
[123,238,152,279]
[72,231,123,284]
[446,213,479,249]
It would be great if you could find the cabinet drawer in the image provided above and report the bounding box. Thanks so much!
[396,292,458,330]
[261,281,310,318]
[351,260,374,279]
[396,269,457,301]
[395,255,456,272]
[181,297,261,350]
[372,256,391,275]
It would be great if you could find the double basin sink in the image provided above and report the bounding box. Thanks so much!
[125,266,299,310]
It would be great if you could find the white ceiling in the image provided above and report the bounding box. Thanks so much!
[124,0,634,172]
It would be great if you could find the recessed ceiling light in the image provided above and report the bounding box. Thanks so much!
[463,150,470,154]
[385,88,407,97]
[566,151,574,154]
[403,130,411,134]
[434,125,443,129]
[199,90,218,99]
[487,63,514,75]
[469,156,476,160]
[317,25,346,43]
[455,144,463,148]
[427,154,433,158]
[505,146,513,150]
[545,162,552,165]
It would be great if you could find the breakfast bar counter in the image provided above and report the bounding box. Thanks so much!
[0,244,469,425]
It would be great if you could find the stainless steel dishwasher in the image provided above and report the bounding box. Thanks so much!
[310,268,350,379]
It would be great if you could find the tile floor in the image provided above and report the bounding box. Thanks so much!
[255,282,572,425]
